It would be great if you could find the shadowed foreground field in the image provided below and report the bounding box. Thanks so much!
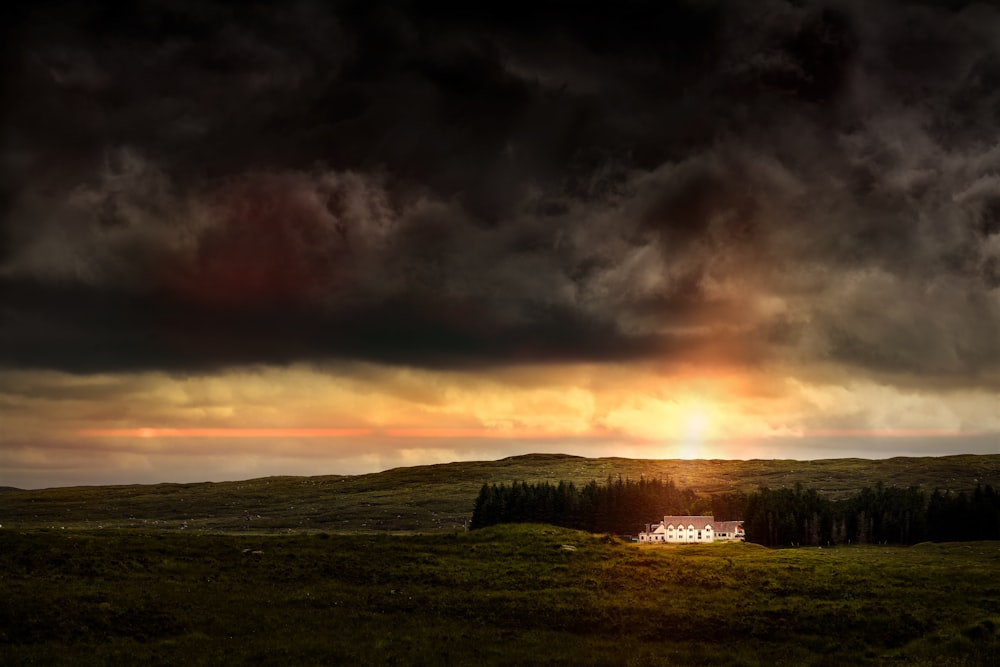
[1,525,998,665]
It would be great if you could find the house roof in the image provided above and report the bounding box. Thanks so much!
[638,516,744,536]
[662,515,715,529]
[714,520,743,533]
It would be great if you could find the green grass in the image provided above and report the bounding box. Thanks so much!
[1,525,998,665]
[3,453,998,533]
[3,454,997,664]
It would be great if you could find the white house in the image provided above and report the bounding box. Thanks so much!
[637,515,744,544]
[712,520,744,541]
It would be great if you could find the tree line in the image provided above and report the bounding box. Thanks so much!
[470,476,704,534]
[744,482,1000,546]
[471,477,1000,546]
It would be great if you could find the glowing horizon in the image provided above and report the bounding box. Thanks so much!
[75,426,986,440]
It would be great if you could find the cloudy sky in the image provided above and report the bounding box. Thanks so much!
[2,0,999,488]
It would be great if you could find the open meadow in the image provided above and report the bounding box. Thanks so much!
[3,454,999,664]
[2,525,998,666]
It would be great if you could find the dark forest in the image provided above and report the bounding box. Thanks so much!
[471,477,1000,546]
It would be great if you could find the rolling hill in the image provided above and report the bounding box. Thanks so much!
[2,453,998,533]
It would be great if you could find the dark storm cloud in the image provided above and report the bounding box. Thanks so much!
[2,0,999,383]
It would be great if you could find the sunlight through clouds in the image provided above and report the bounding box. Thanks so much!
[3,360,995,487]
[4,0,1000,487]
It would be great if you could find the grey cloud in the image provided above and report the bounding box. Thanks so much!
[3,0,1000,386]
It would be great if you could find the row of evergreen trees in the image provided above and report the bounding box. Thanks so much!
[743,483,1000,546]
[470,477,699,534]
[471,477,1000,546]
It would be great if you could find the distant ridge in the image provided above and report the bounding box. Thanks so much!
[499,453,584,462]
[0,486,23,493]
[1,453,997,533]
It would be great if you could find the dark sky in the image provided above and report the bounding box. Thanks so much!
[2,1,998,487]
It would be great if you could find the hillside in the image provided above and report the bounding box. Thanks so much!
[1,453,998,533]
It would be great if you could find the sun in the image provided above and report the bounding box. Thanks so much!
[684,407,709,441]
[676,402,715,459]
[672,399,720,459]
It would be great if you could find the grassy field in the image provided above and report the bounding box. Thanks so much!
[2,453,999,533]
[1,525,998,665]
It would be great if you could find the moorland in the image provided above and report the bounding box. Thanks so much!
[2,453,999,533]
[2,453,999,665]
[2,526,998,665]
